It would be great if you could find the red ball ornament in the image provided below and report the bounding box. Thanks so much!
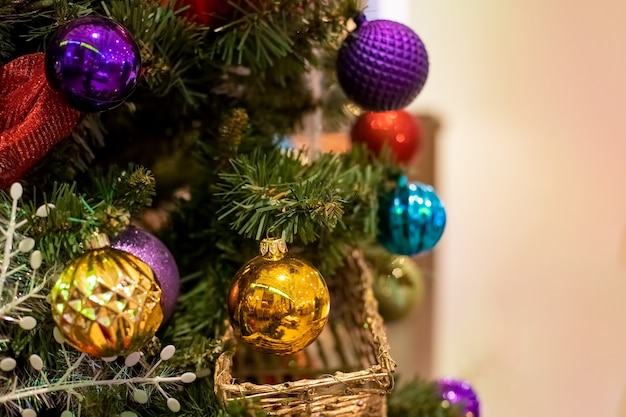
[351,110,422,163]
[163,0,232,26]
[166,0,270,26]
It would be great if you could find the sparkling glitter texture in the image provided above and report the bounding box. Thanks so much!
[378,176,446,256]
[111,225,180,321]
[337,14,429,111]
[0,53,81,189]
[228,238,330,355]
[50,247,163,357]
[45,16,141,112]
[438,377,480,417]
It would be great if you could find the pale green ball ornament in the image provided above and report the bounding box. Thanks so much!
[371,252,424,322]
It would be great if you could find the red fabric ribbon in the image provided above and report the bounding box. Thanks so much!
[0,53,81,189]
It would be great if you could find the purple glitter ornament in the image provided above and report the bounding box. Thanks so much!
[111,226,180,321]
[437,377,480,417]
[337,14,429,111]
[45,16,141,112]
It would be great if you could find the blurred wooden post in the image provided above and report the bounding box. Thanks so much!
[403,113,440,379]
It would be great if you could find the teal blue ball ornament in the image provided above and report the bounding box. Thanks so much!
[378,177,446,256]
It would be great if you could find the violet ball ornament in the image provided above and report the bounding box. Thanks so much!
[111,225,180,321]
[437,377,480,417]
[45,15,142,112]
[337,14,429,111]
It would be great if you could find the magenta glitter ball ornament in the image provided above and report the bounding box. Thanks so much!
[337,14,429,111]
[111,225,180,321]
[45,15,141,112]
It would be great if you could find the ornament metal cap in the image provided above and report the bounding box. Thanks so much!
[259,237,288,260]
[85,232,111,250]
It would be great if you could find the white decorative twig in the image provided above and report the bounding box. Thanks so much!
[2,330,196,416]
[0,183,46,331]
[0,183,196,416]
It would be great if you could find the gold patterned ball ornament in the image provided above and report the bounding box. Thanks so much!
[50,233,163,357]
[228,238,331,355]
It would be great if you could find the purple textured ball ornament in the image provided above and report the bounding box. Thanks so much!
[437,377,480,417]
[111,226,180,321]
[337,14,429,111]
[45,16,141,112]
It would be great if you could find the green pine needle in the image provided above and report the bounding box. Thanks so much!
[217,146,383,244]
[24,165,155,263]
[387,379,464,417]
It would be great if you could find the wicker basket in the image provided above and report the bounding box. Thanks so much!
[214,248,396,416]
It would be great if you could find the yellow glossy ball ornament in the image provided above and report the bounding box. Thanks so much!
[50,234,163,357]
[228,238,330,355]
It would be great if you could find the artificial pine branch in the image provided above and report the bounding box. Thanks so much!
[0,1,453,415]
[11,0,94,47]
[23,165,155,263]
[2,0,358,193]
[0,3,15,60]
[217,146,384,244]
[101,0,212,107]
[210,0,359,71]
[387,379,463,417]
[91,164,156,219]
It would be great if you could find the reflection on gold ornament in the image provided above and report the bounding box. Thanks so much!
[228,238,330,355]
[50,240,163,357]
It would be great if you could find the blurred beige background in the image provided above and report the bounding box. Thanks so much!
[368,1,626,416]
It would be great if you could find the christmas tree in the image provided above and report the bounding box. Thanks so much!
[0,0,474,415]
